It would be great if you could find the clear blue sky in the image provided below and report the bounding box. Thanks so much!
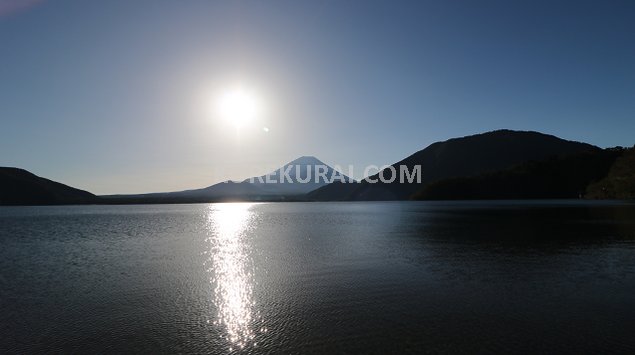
[1,0,634,194]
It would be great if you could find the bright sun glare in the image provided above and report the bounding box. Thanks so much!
[215,86,262,129]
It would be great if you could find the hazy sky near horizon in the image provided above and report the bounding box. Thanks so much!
[1,0,634,194]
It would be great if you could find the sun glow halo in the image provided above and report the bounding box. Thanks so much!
[215,86,262,129]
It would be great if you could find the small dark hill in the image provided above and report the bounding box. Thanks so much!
[0,167,97,205]
[310,130,599,201]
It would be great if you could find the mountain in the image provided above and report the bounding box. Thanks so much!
[586,147,635,199]
[309,130,599,201]
[245,156,352,195]
[102,156,350,202]
[412,148,622,200]
[0,167,97,205]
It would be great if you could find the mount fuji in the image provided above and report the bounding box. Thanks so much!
[102,156,352,202]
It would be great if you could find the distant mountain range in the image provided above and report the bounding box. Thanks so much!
[2,130,633,205]
[100,156,351,203]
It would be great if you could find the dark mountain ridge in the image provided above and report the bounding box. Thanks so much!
[309,130,599,201]
[413,148,625,200]
[586,147,635,199]
[0,167,96,205]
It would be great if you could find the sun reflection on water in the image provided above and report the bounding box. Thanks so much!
[205,203,261,349]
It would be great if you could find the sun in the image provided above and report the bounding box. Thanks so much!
[215,86,262,129]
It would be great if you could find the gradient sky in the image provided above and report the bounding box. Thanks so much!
[1,0,634,194]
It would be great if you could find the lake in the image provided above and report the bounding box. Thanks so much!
[1,201,635,353]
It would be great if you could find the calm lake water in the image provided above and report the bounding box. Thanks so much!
[2,201,635,353]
